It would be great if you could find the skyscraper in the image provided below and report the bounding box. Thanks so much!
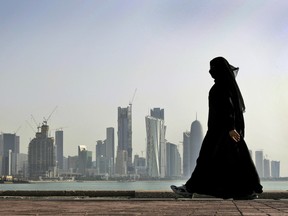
[264,158,271,178]
[96,140,106,158]
[166,142,181,177]
[78,145,92,176]
[255,150,264,178]
[55,130,64,170]
[150,108,164,120]
[115,149,128,175]
[16,153,28,178]
[116,106,132,174]
[271,160,280,178]
[68,155,78,172]
[106,127,115,175]
[134,154,146,176]
[145,108,166,178]
[182,131,191,177]
[190,120,203,173]
[0,133,19,175]
[96,140,106,174]
[28,123,56,179]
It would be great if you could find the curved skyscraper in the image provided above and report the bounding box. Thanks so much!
[190,120,203,173]
[145,108,166,178]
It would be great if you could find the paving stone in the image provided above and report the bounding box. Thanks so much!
[0,199,288,215]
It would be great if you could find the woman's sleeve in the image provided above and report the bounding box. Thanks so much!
[209,87,235,131]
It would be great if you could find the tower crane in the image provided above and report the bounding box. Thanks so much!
[26,120,36,133]
[129,88,137,106]
[43,106,58,125]
[31,114,41,132]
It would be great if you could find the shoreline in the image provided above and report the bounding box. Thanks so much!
[0,190,288,200]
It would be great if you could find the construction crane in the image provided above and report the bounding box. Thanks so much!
[31,114,41,132]
[43,106,58,125]
[26,120,36,133]
[129,88,137,106]
[14,125,22,134]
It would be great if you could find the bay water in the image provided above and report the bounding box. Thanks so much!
[1,180,287,191]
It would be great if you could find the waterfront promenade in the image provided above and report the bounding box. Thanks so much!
[0,191,288,215]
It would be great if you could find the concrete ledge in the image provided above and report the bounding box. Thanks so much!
[135,191,288,199]
[0,190,288,199]
[0,190,135,197]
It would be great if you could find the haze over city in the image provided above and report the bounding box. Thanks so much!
[1,1,287,176]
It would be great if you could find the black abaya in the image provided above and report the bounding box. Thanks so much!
[185,80,263,198]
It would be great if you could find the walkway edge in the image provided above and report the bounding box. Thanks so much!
[0,190,287,199]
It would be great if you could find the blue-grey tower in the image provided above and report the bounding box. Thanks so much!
[190,119,203,173]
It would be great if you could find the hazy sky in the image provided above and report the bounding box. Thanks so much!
[1,0,288,176]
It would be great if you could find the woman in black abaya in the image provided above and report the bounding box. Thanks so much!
[171,57,263,199]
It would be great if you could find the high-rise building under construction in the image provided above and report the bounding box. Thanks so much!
[116,106,132,175]
[28,123,56,179]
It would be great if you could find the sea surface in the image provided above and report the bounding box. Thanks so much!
[0,180,287,191]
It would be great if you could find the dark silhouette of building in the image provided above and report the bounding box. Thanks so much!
[28,123,56,179]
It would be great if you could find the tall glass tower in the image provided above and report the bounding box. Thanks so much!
[55,130,63,170]
[0,133,19,176]
[116,105,132,174]
[106,127,115,175]
[145,108,166,178]
[255,150,264,178]
[166,142,181,177]
[271,160,280,178]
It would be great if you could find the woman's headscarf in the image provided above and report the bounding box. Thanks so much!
[209,56,246,113]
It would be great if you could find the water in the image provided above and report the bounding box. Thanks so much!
[1,180,287,191]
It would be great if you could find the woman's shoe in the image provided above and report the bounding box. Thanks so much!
[170,185,193,198]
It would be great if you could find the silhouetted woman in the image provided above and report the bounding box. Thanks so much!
[171,57,263,199]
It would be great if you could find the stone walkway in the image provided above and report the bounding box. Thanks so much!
[0,198,288,215]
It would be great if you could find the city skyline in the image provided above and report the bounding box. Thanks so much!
[1,0,288,176]
[2,121,281,179]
